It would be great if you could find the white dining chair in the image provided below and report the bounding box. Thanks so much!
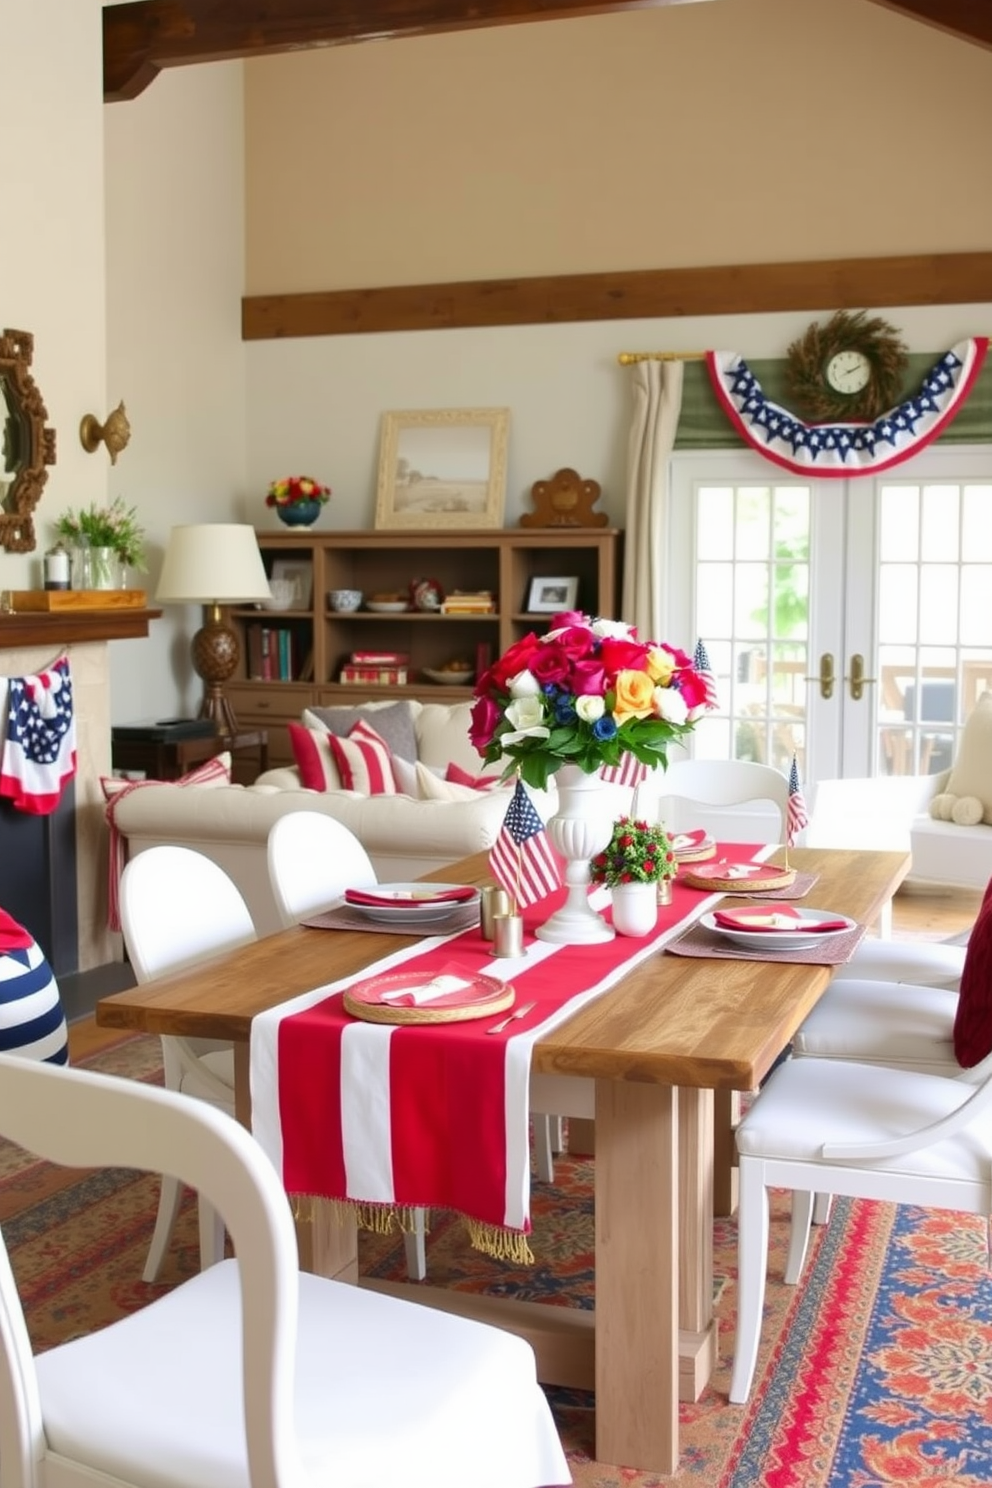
[729,1049,992,1404]
[265,810,429,1282]
[0,1051,570,1488]
[656,758,791,841]
[120,845,255,1282]
[265,809,377,926]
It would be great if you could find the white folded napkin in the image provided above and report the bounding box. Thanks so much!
[379,962,479,1006]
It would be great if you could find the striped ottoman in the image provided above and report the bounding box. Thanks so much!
[0,940,68,1065]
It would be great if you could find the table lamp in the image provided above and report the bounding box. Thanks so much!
[156,523,271,736]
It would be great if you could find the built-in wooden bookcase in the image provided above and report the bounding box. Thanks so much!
[225,527,622,766]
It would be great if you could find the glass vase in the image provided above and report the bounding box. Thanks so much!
[88,547,123,590]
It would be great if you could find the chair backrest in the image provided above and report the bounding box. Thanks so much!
[266,811,377,927]
[120,845,257,983]
[0,1051,300,1488]
[656,759,790,843]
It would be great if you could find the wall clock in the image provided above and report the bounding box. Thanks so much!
[786,310,909,423]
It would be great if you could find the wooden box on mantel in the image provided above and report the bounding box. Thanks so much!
[9,590,148,612]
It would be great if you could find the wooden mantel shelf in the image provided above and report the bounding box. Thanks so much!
[0,608,162,648]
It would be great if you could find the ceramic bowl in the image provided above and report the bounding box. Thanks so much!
[328,588,363,612]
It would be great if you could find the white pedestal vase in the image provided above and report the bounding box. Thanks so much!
[610,881,659,938]
[535,764,618,945]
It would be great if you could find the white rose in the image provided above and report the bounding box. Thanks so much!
[575,694,605,722]
[508,668,542,698]
[590,618,635,640]
[653,685,689,725]
[502,694,551,746]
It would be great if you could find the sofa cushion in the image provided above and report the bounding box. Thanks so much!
[445,762,503,791]
[101,751,233,799]
[327,720,398,795]
[934,692,992,825]
[952,876,992,1067]
[414,761,482,802]
[287,723,344,792]
[303,701,418,762]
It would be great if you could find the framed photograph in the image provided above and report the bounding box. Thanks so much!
[271,558,313,609]
[527,576,579,614]
[375,407,509,530]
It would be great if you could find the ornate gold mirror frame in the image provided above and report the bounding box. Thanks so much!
[0,328,56,553]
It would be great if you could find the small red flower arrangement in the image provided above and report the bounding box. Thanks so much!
[264,475,331,508]
[589,816,677,887]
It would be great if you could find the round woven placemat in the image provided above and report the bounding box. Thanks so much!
[674,842,718,864]
[343,979,514,1026]
[680,864,797,893]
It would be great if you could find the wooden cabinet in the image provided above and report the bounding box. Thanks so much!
[227,527,622,766]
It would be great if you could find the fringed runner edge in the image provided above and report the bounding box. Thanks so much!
[290,1194,535,1264]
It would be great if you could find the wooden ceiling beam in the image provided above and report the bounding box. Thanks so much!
[102,0,692,102]
[863,0,992,51]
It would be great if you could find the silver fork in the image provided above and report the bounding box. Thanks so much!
[486,1000,537,1035]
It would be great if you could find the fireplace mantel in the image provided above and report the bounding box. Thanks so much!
[0,609,161,647]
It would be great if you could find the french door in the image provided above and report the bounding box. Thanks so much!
[666,446,992,792]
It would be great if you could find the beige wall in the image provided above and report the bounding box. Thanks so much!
[104,62,248,723]
[244,0,992,294]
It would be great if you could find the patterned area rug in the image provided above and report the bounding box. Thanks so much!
[3,1035,992,1484]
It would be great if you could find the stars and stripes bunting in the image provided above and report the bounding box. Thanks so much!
[489,778,562,909]
[706,338,988,479]
[787,754,809,846]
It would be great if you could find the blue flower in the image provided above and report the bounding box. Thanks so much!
[592,715,618,741]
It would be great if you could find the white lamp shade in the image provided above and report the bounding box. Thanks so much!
[156,524,271,604]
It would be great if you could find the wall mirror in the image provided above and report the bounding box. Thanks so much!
[0,328,56,553]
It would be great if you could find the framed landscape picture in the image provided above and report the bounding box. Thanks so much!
[374,408,509,530]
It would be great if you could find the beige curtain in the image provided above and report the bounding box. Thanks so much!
[621,360,684,641]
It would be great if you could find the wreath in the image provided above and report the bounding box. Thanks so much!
[786,310,909,423]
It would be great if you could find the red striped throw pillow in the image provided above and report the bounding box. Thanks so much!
[288,720,397,796]
[327,719,398,795]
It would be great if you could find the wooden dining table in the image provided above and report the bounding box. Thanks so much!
[96,843,909,1476]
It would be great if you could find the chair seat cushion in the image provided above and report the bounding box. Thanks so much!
[793,978,958,1073]
[831,938,966,991]
[35,1260,567,1488]
[736,1057,992,1184]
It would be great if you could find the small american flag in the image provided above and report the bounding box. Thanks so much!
[600,755,650,789]
[489,779,561,909]
[787,754,809,846]
[693,639,719,710]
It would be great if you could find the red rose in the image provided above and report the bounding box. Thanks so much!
[487,633,542,690]
[599,637,650,678]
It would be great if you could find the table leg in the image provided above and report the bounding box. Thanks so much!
[595,1076,679,1476]
[679,1086,719,1399]
[234,1041,359,1281]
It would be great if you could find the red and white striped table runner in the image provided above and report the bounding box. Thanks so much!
[250,846,768,1259]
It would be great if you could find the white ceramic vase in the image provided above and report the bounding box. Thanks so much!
[535,763,617,945]
[610,881,659,938]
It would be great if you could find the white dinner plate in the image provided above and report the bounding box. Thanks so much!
[344,882,481,926]
[366,600,410,613]
[700,907,856,952]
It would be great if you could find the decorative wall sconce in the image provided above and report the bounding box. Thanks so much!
[79,400,131,465]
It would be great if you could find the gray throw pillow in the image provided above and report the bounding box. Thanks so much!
[302,700,418,761]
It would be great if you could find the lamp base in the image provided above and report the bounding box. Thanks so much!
[191,611,240,737]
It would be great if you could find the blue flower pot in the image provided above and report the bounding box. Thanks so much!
[276,500,322,528]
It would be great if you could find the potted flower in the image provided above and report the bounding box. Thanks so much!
[590,815,677,936]
[54,497,146,589]
[265,475,331,527]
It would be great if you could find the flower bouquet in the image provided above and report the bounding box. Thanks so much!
[264,475,331,509]
[590,816,677,887]
[470,611,713,790]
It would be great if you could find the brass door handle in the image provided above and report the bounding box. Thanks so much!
[845,654,877,702]
[804,653,834,701]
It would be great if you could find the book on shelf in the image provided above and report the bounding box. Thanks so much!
[440,597,496,614]
[339,664,408,686]
[350,649,410,665]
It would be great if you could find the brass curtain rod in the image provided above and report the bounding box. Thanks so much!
[616,351,707,365]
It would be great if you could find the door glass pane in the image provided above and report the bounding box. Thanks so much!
[693,482,810,774]
[876,480,992,775]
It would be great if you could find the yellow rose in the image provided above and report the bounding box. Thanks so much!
[645,646,676,686]
[613,669,656,725]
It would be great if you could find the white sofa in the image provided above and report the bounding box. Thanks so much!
[110,700,527,937]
